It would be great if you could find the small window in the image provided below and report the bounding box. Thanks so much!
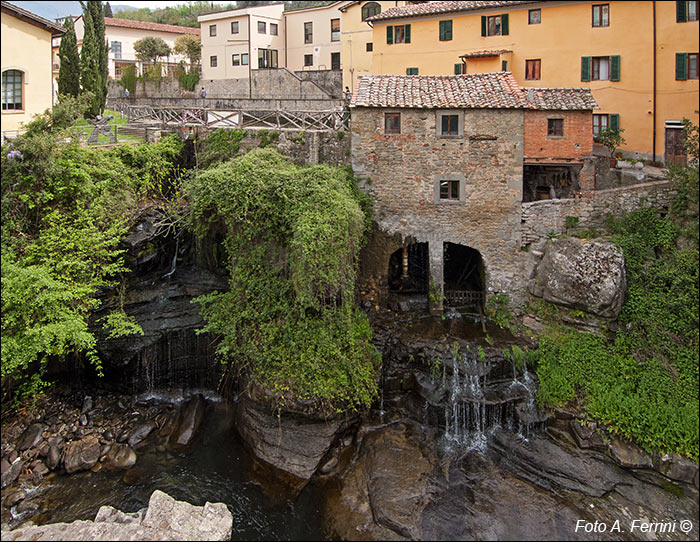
[209,24,217,37]
[525,59,541,80]
[592,56,610,80]
[529,9,541,24]
[689,53,699,79]
[678,1,698,21]
[210,55,217,67]
[548,118,564,136]
[487,15,502,35]
[439,180,460,200]
[258,48,278,69]
[502,60,508,71]
[593,113,619,135]
[111,41,122,59]
[304,21,313,44]
[362,2,381,21]
[331,18,340,42]
[231,21,239,34]
[241,53,249,66]
[304,54,313,67]
[331,52,341,70]
[441,114,459,136]
[406,67,418,75]
[258,21,266,34]
[1,69,23,110]
[385,112,400,134]
[387,24,410,44]
[232,54,240,66]
[366,42,373,52]
[592,4,609,27]
[439,20,452,41]
[270,23,278,35]
[454,63,465,75]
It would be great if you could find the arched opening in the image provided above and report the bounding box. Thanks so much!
[443,243,484,310]
[388,242,428,294]
[361,2,381,21]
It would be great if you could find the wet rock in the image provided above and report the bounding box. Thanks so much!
[102,430,113,441]
[17,424,45,452]
[46,445,61,470]
[235,391,351,485]
[1,458,24,489]
[319,456,338,475]
[63,436,101,474]
[156,409,178,438]
[79,414,89,427]
[127,422,156,449]
[8,451,18,464]
[37,441,50,457]
[522,315,545,333]
[1,459,10,474]
[81,396,93,414]
[3,488,26,508]
[0,490,232,541]
[99,444,112,459]
[116,430,129,443]
[105,443,137,470]
[15,500,38,514]
[170,394,206,447]
[569,420,607,451]
[529,237,626,318]
[608,436,653,469]
[30,460,49,477]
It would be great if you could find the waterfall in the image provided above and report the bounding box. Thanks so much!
[162,237,179,279]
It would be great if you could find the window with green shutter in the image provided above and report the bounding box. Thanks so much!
[581,56,591,81]
[483,14,506,36]
[405,24,411,43]
[406,67,418,75]
[676,52,688,80]
[677,0,687,22]
[481,16,486,36]
[610,55,620,81]
[502,13,509,35]
[439,20,453,41]
[454,63,464,75]
[387,25,393,44]
[609,113,620,131]
[388,24,410,44]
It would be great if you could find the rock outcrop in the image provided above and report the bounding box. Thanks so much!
[529,237,626,318]
[0,490,232,541]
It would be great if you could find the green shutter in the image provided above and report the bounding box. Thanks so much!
[581,56,591,81]
[502,13,509,35]
[405,24,411,43]
[387,25,393,44]
[481,16,486,36]
[676,52,688,80]
[610,55,620,81]
[454,63,462,74]
[677,0,687,22]
[609,114,619,131]
[439,20,452,41]
[502,60,508,72]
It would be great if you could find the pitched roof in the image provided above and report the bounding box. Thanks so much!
[351,74,599,111]
[351,73,528,109]
[524,87,599,110]
[104,17,199,35]
[1,1,65,34]
[461,49,512,58]
[367,1,538,22]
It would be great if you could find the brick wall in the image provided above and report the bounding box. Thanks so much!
[521,180,676,247]
[352,107,529,306]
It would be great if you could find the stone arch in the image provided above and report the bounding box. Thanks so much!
[388,242,429,294]
[442,242,485,311]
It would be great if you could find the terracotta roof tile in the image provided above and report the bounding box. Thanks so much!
[461,49,512,58]
[367,1,539,22]
[1,1,65,34]
[104,17,200,35]
[351,73,528,109]
[350,74,599,111]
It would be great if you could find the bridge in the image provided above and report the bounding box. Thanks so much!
[115,104,349,132]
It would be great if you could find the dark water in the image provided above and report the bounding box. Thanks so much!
[30,398,327,541]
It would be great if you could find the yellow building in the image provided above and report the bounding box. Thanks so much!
[285,2,344,72]
[1,1,64,134]
[367,0,699,161]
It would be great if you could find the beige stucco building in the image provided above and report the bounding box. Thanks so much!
[285,2,343,73]
[198,3,286,81]
[1,1,64,134]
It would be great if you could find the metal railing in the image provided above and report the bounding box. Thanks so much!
[444,290,484,308]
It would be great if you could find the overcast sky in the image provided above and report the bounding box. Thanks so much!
[113,1,231,8]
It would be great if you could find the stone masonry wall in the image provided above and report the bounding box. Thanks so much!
[352,107,529,306]
[521,180,676,247]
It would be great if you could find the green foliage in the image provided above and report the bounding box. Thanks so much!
[1,116,183,401]
[173,34,201,66]
[428,279,444,308]
[485,292,512,329]
[133,36,172,65]
[80,1,108,118]
[254,130,279,148]
[197,128,246,169]
[176,63,200,91]
[186,149,379,411]
[119,65,137,95]
[535,204,699,458]
[565,215,580,229]
[594,127,626,159]
[141,63,164,90]
[57,16,81,97]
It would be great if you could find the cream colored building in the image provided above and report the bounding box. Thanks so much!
[198,3,285,80]
[285,2,344,72]
[339,1,411,91]
[1,1,64,133]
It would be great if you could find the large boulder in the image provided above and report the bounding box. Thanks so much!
[17,423,45,451]
[529,237,626,318]
[63,436,101,474]
[0,490,232,541]
[170,394,206,447]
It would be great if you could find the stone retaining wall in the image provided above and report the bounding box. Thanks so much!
[521,180,676,247]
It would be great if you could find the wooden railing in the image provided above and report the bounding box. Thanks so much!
[444,290,484,308]
[120,105,348,131]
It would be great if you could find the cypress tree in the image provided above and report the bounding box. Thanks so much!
[80,1,108,117]
[57,16,81,97]
[104,2,113,17]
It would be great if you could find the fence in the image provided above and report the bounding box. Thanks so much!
[444,290,484,309]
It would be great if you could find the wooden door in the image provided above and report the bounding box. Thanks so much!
[665,128,686,165]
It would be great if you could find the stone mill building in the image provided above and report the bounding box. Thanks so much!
[349,72,598,312]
